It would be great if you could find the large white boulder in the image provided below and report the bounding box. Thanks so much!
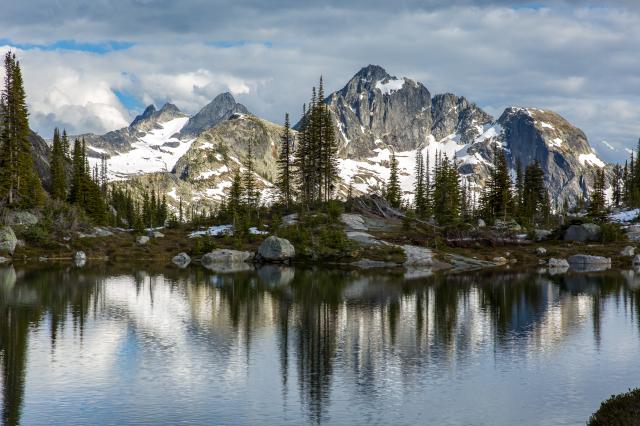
[0,226,17,255]
[257,236,295,262]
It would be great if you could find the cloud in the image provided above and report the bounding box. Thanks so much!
[0,1,639,163]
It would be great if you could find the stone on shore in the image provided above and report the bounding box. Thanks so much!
[5,210,38,226]
[257,236,295,262]
[548,258,570,268]
[172,252,191,268]
[346,231,382,246]
[351,259,398,269]
[621,246,635,257]
[568,254,611,272]
[340,213,367,230]
[136,235,150,245]
[563,223,601,242]
[201,249,254,272]
[534,229,552,241]
[536,247,547,256]
[75,251,86,267]
[0,226,17,255]
[202,249,253,265]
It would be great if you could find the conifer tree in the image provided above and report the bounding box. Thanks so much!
[50,127,66,200]
[277,113,293,208]
[229,170,243,227]
[385,151,402,208]
[611,163,623,208]
[242,140,259,210]
[481,146,512,223]
[588,168,607,219]
[432,154,461,224]
[0,51,44,207]
[414,150,426,216]
[521,160,545,225]
[62,129,70,159]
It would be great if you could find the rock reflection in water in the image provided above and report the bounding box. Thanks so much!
[0,265,639,425]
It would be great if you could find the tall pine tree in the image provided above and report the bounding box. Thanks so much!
[277,113,293,208]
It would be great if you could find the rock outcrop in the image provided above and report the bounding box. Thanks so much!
[0,226,17,255]
[257,236,295,262]
[172,252,191,268]
[564,224,601,242]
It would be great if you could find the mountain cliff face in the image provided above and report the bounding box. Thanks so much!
[179,92,249,139]
[325,65,492,158]
[84,94,248,180]
[120,114,285,209]
[326,65,606,205]
[84,65,606,210]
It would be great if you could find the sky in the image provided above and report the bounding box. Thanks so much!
[1,0,640,163]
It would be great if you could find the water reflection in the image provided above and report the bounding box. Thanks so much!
[0,265,639,425]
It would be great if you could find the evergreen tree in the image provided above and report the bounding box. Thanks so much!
[229,170,243,227]
[385,151,402,208]
[242,140,259,210]
[277,113,293,208]
[0,51,44,207]
[481,146,512,223]
[588,168,607,219]
[521,160,545,225]
[414,150,427,216]
[611,163,623,208]
[432,154,461,224]
[50,127,66,200]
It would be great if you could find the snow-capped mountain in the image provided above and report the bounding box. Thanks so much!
[81,65,607,210]
[327,65,607,205]
[82,94,248,180]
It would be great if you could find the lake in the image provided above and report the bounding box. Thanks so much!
[1,264,640,425]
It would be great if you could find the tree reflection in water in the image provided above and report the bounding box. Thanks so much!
[0,264,638,425]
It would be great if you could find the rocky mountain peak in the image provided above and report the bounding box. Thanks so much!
[179,92,250,138]
[159,102,181,114]
[130,104,157,128]
[353,64,392,83]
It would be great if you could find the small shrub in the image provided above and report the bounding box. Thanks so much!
[326,201,344,223]
[588,388,640,425]
[600,223,625,243]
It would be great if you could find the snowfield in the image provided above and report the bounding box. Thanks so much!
[578,152,605,168]
[88,117,194,180]
[375,78,405,95]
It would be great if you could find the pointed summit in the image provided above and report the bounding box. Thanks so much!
[130,104,156,128]
[159,103,181,114]
[179,92,250,138]
[353,65,392,82]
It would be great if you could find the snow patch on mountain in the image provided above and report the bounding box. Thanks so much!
[375,78,405,95]
[578,152,605,168]
[89,117,192,180]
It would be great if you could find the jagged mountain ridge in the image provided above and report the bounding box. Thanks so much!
[79,64,606,209]
[326,64,607,205]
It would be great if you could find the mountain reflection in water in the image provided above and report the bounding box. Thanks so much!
[1,264,640,425]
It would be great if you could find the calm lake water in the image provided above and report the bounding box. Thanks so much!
[1,264,640,425]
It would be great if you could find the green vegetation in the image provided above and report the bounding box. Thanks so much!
[588,388,640,425]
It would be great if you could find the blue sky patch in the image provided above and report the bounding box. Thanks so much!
[208,40,272,48]
[114,89,143,111]
[0,39,134,54]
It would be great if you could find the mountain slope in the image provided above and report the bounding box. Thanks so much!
[85,65,606,210]
[120,114,287,210]
[326,65,606,205]
[84,94,248,180]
